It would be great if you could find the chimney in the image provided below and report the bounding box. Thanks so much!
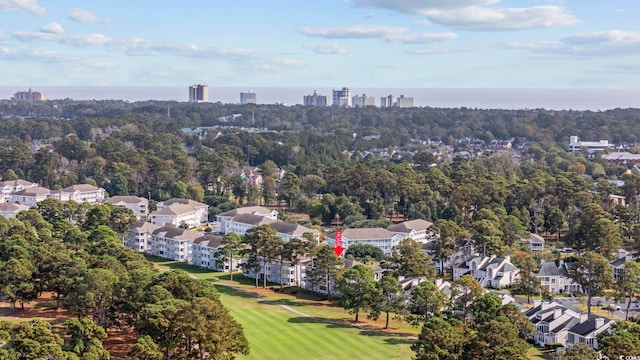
[554,308,563,319]
[595,317,605,329]
[579,313,589,323]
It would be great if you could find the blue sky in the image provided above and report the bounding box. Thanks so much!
[0,0,639,89]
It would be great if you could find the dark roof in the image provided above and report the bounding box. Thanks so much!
[610,258,627,267]
[193,234,223,248]
[568,316,612,336]
[538,261,560,276]
[552,318,580,333]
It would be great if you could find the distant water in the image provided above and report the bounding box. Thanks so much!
[1,86,639,111]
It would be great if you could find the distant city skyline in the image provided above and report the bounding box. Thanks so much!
[0,1,639,89]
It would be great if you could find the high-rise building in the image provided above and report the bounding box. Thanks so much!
[303,90,329,106]
[332,87,351,107]
[240,91,257,104]
[396,95,414,108]
[352,94,375,107]
[188,84,208,103]
[380,94,394,108]
[13,89,45,101]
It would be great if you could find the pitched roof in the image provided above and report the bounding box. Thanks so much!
[0,179,36,187]
[217,206,273,217]
[152,225,201,240]
[337,228,396,240]
[12,187,51,196]
[0,202,29,212]
[529,233,545,243]
[270,221,317,236]
[151,204,198,216]
[230,213,276,226]
[538,261,561,276]
[160,198,207,207]
[387,219,433,233]
[105,195,148,205]
[129,220,161,233]
[568,316,612,336]
[61,184,102,192]
[193,234,223,248]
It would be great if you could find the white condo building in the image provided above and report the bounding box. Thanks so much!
[332,87,351,107]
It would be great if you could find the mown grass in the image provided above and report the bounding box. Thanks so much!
[215,284,414,360]
[145,256,416,359]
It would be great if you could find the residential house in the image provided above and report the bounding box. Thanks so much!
[565,315,613,350]
[525,301,582,348]
[49,184,106,204]
[0,179,38,197]
[9,187,51,207]
[216,206,278,234]
[104,195,149,219]
[147,225,201,262]
[610,249,638,283]
[387,219,434,243]
[125,221,161,252]
[0,202,29,218]
[157,198,209,223]
[452,255,520,288]
[527,233,545,252]
[537,260,581,294]
[325,228,405,256]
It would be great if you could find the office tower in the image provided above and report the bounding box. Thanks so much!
[303,90,329,106]
[13,89,46,101]
[332,87,351,107]
[240,91,257,104]
[352,94,375,107]
[396,95,414,108]
[380,94,394,108]
[188,84,208,103]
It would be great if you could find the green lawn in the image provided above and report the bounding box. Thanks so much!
[145,256,415,359]
[215,284,414,360]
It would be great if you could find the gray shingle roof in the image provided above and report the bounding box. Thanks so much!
[105,195,148,205]
[387,219,432,233]
[538,261,560,276]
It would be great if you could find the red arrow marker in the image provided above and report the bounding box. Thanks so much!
[334,230,344,257]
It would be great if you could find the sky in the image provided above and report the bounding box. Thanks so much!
[0,0,639,89]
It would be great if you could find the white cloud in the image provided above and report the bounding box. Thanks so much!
[299,24,455,44]
[505,30,640,56]
[0,0,45,15]
[307,42,347,54]
[424,5,580,31]
[63,34,112,46]
[67,8,98,23]
[40,22,64,35]
[13,30,59,41]
[352,0,498,13]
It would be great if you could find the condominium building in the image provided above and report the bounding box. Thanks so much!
[396,95,414,108]
[380,94,394,108]
[381,94,414,108]
[332,87,351,107]
[13,89,46,101]
[240,91,257,104]
[352,94,375,107]
[303,90,329,106]
[188,84,208,103]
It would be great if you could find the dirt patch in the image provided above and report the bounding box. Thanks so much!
[0,292,137,359]
[103,327,137,360]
